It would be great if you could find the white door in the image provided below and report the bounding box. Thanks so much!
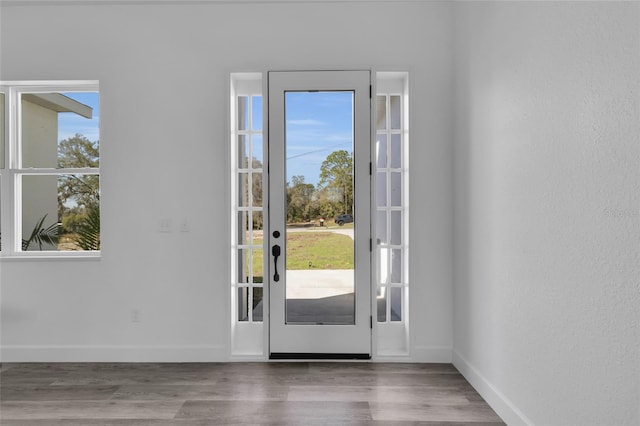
[268,70,372,358]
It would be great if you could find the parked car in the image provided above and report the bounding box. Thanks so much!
[334,214,354,226]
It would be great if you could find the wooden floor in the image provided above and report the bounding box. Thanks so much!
[0,362,504,425]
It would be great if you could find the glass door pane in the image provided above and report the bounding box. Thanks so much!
[284,91,355,325]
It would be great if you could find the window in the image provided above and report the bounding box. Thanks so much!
[0,82,100,257]
[376,72,409,355]
[230,73,265,356]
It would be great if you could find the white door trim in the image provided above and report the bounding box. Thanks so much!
[267,70,372,358]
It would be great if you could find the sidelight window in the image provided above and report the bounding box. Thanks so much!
[375,72,409,355]
[230,73,266,356]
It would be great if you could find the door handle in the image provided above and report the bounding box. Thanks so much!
[272,244,281,282]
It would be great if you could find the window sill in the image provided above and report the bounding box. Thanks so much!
[0,254,101,262]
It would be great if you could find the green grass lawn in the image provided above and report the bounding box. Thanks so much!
[319,222,354,230]
[252,231,354,275]
[287,232,354,269]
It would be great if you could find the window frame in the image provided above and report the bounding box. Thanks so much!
[0,81,100,259]
[230,73,267,357]
[375,72,410,356]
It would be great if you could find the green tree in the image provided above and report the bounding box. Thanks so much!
[287,175,315,223]
[57,134,100,217]
[252,158,263,229]
[318,150,353,215]
[58,134,99,168]
[315,191,340,220]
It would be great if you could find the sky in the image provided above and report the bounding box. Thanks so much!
[58,92,100,143]
[284,91,353,187]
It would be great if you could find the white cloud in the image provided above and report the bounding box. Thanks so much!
[325,133,352,143]
[287,119,325,126]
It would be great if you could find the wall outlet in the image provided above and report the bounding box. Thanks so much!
[131,309,141,323]
[180,218,190,232]
[159,218,172,233]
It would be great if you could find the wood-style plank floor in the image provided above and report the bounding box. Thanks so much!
[0,362,504,425]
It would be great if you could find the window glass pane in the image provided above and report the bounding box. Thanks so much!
[376,172,387,207]
[251,96,262,131]
[22,92,99,168]
[252,248,263,283]
[390,95,401,130]
[391,211,402,245]
[238,173,249,207]
[238,287,249,321]
[243,249,254,284]
[252,211,263,233]
[252,172,263,207]
[238,135,248,169]
[58,174,100,250]
[376,96,386,130]
[237,248,248,283]
[379,247,390,285]
[0,92,5,168]
[376,134,387,169]
[252,287,263,321]
[390,287,402,321]
[252,134,263,169]
[22,174,100,251]
[284,91,355,325]
[237,211,249,245]
[376,210,387,245]
[391,172,402,207]
[237,96,248,131]
[391,249,402,283]
[390,134,401,169]
[377,286,387,322]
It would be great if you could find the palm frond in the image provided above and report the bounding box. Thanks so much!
[73,208,100,251]
[22,214,60,251]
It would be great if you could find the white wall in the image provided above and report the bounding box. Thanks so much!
[453,2,640,425]
[0,1,454,362]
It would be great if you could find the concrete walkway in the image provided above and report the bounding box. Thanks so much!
[286,269,354,299]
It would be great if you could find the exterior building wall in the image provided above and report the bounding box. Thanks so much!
[21,100,58,250]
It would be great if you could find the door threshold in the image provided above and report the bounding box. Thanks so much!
[270,353,371,360]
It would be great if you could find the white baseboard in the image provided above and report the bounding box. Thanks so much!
[453,350,533,426]
[0,344,455,365]
[229,354,268,362]
[0,345,228,362]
